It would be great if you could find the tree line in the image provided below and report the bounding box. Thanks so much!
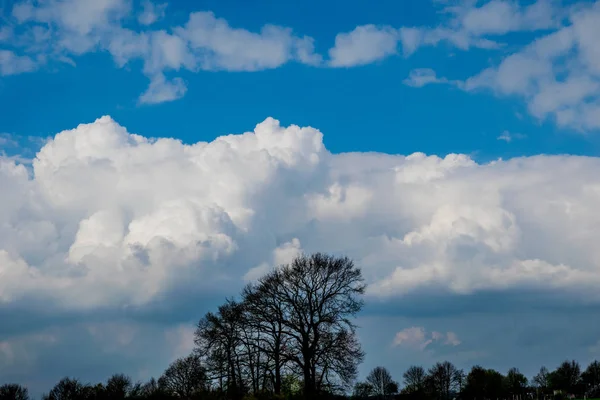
[353,360,600,400]
[0,253,598,400]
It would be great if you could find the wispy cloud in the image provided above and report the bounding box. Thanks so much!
[393,327,461,350]
[497,130,527,142]
[403,68,452,88]
[138,0,167,26]
[328,25,400,67]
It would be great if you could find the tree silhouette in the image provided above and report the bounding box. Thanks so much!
[158,354,208,398]
[582,360,600,396]
[195,299,245,398]
[462,365,507,400]
[505,367,528,397]
[402,365,427,395]
[0,384,29,400]
[242,280,294,395]
[355,366,397,399]
[256,253,366,398]
[7,252,600,400]
[533,366,549,388]
[42,378,89,400]
[549,360,582,396]
[138,378,163,399]
[103,374,133,400]
[427,361,462,400]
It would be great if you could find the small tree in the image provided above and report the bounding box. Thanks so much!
[533,366,550,388]
[104,374,132,400]
[462,366,507,400]
[158,354,208,398]
[365,367,398,398]
[582,360,600,396]
[0,384,29,400]
[42,378,88,400]
[352,382,374,398]
[427,361,462,400]
[505,367,528,397]
[403,365,427,395]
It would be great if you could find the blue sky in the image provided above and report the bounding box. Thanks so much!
[2,0,600,397]
[2,0,600,160]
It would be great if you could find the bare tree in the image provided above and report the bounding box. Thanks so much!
[365,366,398,398]
[158,354,208,398]
[257,253,366,398]
[352,381,373,398]
[195,300,246,399]
[42,378,89,400]
[403,365,427,394]
[427,361,462,400]
[138,378,164,399]
[0,384,29,400]
[242,283,290,395]
[104,374,132,400]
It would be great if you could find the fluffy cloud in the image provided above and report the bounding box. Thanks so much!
[174,12,321,71]
[328,25,400,67]
[328,0,560,66]
[2,116,600,311]
[3,1,320,103]
[453,0,560,36]
[0,50,37,76]
[2,116,600,391]
[138,74,187,105]
[138,0,167,26]
[460,1,600,131]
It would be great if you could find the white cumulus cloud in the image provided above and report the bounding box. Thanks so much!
[2,116,600,392]
[0,116,600,312]
[459,1,600,131]
[328,25,400,67]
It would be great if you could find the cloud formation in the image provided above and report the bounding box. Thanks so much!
[328,25,400,67]
[4,0,321,103]
[2,116,600,391]
[401,1,600,132]
[497,131,526,142]
[403,68,452,88]
[393,327,461,350]
[460,2,600,131]
[2,116,600,312]
[2,0,599,128]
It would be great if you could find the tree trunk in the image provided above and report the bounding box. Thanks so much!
[303,362,314,400]
[274,355,282,395]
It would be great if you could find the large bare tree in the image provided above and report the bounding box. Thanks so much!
[257,253,366,398]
